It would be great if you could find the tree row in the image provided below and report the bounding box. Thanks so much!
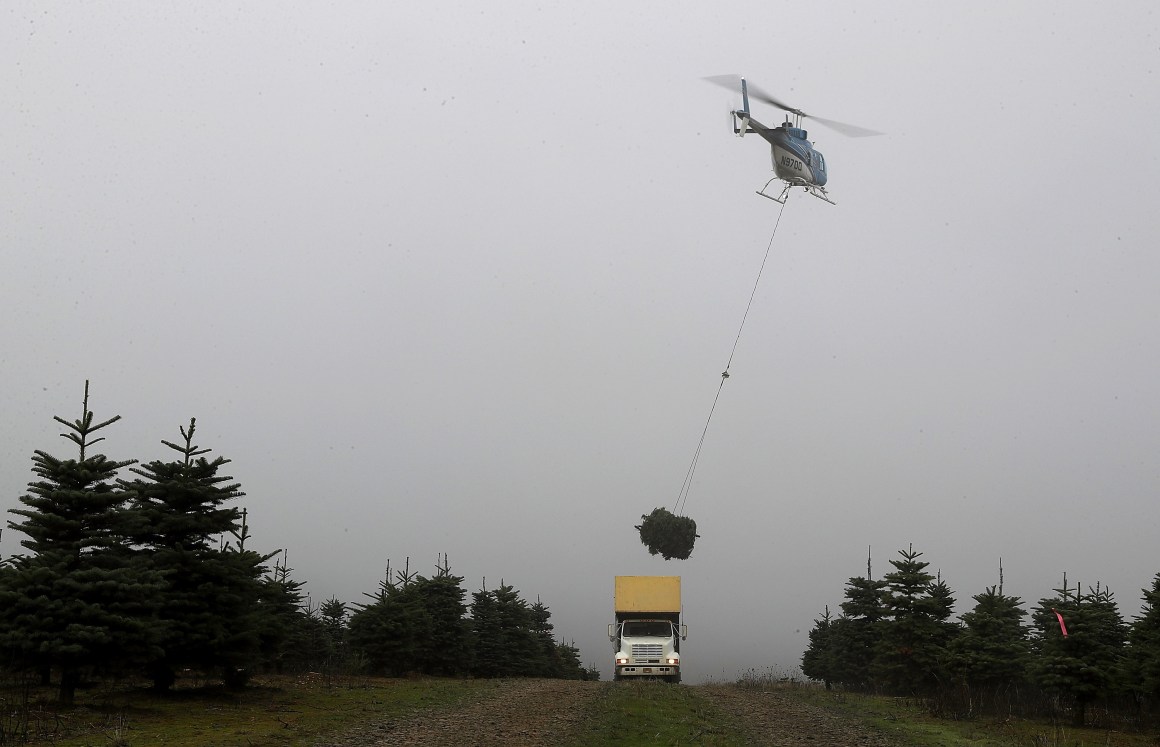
[800,545,1160,727]
[0,384,593,705]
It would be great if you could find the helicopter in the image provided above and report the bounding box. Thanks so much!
[705,75,882,205]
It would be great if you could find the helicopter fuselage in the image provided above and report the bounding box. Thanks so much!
[752,120,827,187]
[712,74,879,205]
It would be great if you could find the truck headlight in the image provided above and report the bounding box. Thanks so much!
[666,657,679,665]
[616,657,629,665]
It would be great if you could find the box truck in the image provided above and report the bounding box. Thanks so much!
[608,575,687,683]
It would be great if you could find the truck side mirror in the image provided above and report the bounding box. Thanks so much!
[680,624,688,641]
[607,623,616,641]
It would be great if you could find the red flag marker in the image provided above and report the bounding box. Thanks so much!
[1051,608,1069,637]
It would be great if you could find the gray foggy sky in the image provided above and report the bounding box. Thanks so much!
[3,2,1159,682]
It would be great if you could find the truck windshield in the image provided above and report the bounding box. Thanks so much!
[623,621,673,637]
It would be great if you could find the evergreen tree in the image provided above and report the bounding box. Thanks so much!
[348,585,430,676]
[1123,573,1160,708]
[467,583,504,677]
[282,599,332,673]
[209,511,284,688]
[530,598,562,678]
[874,546,957,694]
[492,583,541,676]
[830,573,887,689]
[319,597,349,670]
[927,576,960,649]
[801,606,840,689]
[0,384,160,704]
[1030,579,1127,727]
[347,558,457,677]
[120,418,260,690]
[469,582,541,678]
[948,586,1030,706]
[411,562,469,675]
[555,640,594,680]
[255,551,308,677]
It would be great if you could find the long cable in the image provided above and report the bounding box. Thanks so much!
[673,197,789,516]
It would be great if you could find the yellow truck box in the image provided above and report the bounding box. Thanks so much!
[614,576,681,613]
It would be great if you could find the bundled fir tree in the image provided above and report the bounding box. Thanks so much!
[636,507,698,560]
[0,383,161,704]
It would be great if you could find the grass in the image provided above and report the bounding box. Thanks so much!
[564,680,747,746]
[4,675,748,747]
[782,686,1160,747]
[3,673,1157,747]
[0,672,496,746]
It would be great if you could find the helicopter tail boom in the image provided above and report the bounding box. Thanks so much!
[736,77,751,135]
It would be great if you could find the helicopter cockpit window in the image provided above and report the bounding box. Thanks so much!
[814,152,825,170]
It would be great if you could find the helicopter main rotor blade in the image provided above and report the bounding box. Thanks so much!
[732,77,803,117]
[703,74,883,137]
[808,115,884,138]
[703,75,802,116]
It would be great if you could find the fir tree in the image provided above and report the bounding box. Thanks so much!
[1122,573,1160,707]
[0,383,160,704]
[801,606,840,689]
[347,558,459,677]
[948,586,1030,706]
[319,597,349,670]
[1030,578,1127,727]
[256,551,308,677]
[830,571,887,689]
[412,565,469,675]
[468,582,504,677]
[120,418,258,690]
[530,598,563,678]
[874,546,957,694]
[348,585,430,676]
[555,640,594,680]
[211,511,284,688]
[469,582,541,678]
[491,583,541,676]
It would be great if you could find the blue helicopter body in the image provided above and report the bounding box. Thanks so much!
[706,75,881,204]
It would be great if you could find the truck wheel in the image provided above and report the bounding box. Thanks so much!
[613,673,622,682]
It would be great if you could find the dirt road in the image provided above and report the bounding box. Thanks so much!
[313,679,904,747]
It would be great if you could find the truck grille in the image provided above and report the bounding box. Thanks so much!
[631,643,663,661]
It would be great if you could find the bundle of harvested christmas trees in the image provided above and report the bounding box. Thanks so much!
[636,507,699,560]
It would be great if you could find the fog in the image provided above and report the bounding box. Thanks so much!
[2,2,1158,682]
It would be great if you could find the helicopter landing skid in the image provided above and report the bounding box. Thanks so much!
[756,178,836,206]
[756,179,791,204]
